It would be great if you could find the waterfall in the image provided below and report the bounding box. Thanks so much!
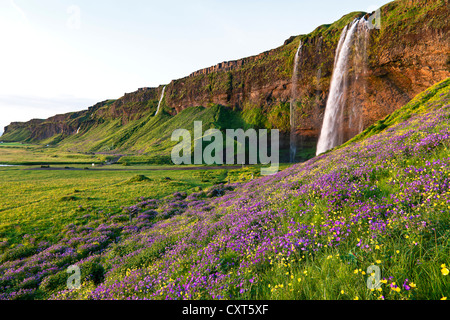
[155,86,166,116]
[316,20,360,156]
[290,40,302,163]
[315,37,323,127]
[76,127,80,134]
[350,18,369,134]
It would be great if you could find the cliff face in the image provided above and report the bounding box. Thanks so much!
[94,87,163,124]
[2,0,449,158]
[162,0,449,150]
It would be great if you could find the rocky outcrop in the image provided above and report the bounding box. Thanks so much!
[94,87,163,125]
[188,51,273,77]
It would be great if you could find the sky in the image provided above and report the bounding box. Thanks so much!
[0,0,392,135]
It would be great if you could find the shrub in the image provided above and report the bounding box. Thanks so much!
[81,260,105,285]
[0,245,36,263]
[39,270,68,294]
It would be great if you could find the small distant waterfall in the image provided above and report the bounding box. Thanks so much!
[316,19,360,156]
[155,86,166,116]
[290,40,303,163]
[76,127,80,134]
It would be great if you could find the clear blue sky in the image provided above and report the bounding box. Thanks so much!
[0,0,392,135]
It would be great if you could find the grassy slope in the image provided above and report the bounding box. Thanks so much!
[55,105,250,155]
[46,78,446,301]
[1,79,448,300]
[1,128,32,142]
[0,105,286,165]
[0,163,283,299]
[0,164,267,246]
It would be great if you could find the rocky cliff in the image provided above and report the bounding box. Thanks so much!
[2,0,449,159]
[162,0,449,150]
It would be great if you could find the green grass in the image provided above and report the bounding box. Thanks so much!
[28,104,253,157]
[1,78,450,300]
[0,162,291,246]
[0,166,214,245]
[0,143,102,165]
[1,103,297,164]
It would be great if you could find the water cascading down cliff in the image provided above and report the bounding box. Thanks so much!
[290,40,303,163]
[155,86,166,116]
[316,18,369,155]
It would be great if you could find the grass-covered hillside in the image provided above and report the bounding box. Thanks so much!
[35,104,282,160]
[1,104,286,165]
[1,78,449,300]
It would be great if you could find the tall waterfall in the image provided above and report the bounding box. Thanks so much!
[349,19,369,135]
[315,36,323,128]
[316,19,360,156]
[155,86,166,116]
[290,40,303,163]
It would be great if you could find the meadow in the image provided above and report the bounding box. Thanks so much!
[0,78,449,300]
[0,160,272,245]
[0,157,280,299]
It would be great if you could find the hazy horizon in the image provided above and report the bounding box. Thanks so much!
[0,0,391,136]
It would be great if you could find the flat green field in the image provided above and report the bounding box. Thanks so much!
[0,142,101,165]
[0,153,289,246]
